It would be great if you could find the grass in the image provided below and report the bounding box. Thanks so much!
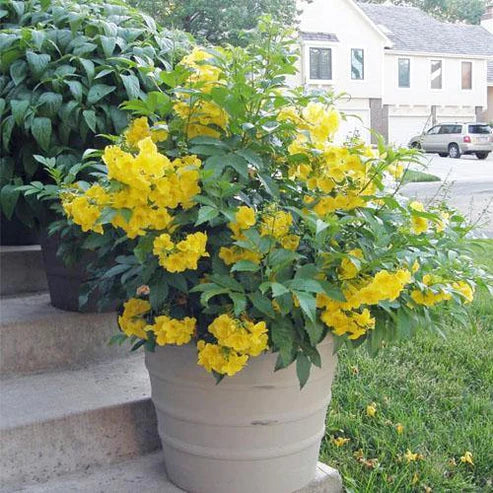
[401,169,441,185]
[322,240,493,492]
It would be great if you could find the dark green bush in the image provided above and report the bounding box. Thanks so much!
[0,0,191,227]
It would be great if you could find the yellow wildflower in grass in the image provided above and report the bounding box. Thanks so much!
[118,298,151,339]
[151,316,196,346]
[404,449,424,463]
[332,436,350,447]
[124,116,168,148]
[460,451,474,466]
[366,402,377,417]
[409,201,429,234]
[396,423,404,434]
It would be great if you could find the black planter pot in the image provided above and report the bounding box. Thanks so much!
[1,216,39,246]
[40,232,115,313]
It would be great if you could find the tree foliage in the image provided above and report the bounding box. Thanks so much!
[360,0,487,25]
[128,0,300,45]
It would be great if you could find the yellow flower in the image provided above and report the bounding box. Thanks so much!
[366,402,377,417]
[281,234,300,251]
[460,451,474,466]
[118,298,151,339]
[452,281,474,304]
[124,117,168,147]
[260,210,293,239]
[396,423,404,434]
[332,436,350,447]
[196,341,249,376]
[235,206,256,229]
[154,232,209,272]
[404,449,424,463]
[339,249,364,280]
[409,201,428,234]
[152,316,196,346]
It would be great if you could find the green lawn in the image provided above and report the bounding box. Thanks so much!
[322,240,493,492]
[401,169,441,184]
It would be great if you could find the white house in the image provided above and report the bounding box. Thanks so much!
[293,0,493,145]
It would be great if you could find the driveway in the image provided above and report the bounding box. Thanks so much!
[402,153,493,237]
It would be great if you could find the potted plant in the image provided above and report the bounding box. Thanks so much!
[53,19,491,493]
[0,0,191,308]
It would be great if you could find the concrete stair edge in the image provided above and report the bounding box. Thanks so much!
[0,245,48,296]
[0,292,130,375]
[0,355,159,487]
[3,452,343,493]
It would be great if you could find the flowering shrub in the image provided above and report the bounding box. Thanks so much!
[57,21,491,385]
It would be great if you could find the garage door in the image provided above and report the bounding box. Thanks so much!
[388,115,431,147]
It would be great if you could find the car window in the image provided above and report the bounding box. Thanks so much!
[439,125,451,134]
[468,125,491,134]
[427,126,440,135]
[452,125,463,134]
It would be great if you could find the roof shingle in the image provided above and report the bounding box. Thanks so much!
[358,3,493,57]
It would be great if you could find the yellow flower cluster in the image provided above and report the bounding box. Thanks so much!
[151,315,196,346]
[411,275,474,307]
[173,47,229,139]
[153,232,209,273]
[317,269,412,339]
[118,298,151,339]
[219,246,262,265]
[409,201,428,234]
[229,206,256,240]
[63,135,202,239]
[197,314,269,376]
[124,116,168,148]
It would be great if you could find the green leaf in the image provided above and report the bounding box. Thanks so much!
[296,352,311,389]
[305,320,324,346]
[286,279,324,294]
[0,184,20,219]
[100,35,116,58]
[10,59,27,85]
[65,80,83,102]
[26,51,50,78]
[249,291,276,318]
[37,92,63,118]
[229,292,247,316]
[121,74,140,100]
[31,117,52,151]
[201,287,230,305]
[293,290,317,323]
[231,260,260,272]
[2,116,14,151]
[80,59,95,82]
[87,84,116,105]
[102,263,133,279]
[195,205,218,226]
[83,110,97,133]
[10,99,29,125]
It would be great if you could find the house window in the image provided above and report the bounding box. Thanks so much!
[309,47,332,80]
[351,49,364,80]
[462,61,472,89]
[398,58,410,88]
[431,60,442,89]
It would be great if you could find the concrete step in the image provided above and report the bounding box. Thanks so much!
[0,245,48,296]
[0,293,130,375]
[4,452,342,493]
[0,354,159,489]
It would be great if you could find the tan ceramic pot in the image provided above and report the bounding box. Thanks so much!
[145,336,337,493]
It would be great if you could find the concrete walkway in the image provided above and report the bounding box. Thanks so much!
[402,153,493,238]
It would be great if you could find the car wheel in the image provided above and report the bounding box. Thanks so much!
[476,152,489,160]
[438,153,448,157]
[448,144,461,159]
[410,141,421,149]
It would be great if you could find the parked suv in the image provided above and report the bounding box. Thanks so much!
[408,122,492,160]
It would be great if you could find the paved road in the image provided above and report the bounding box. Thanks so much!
[402,153,493,237]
